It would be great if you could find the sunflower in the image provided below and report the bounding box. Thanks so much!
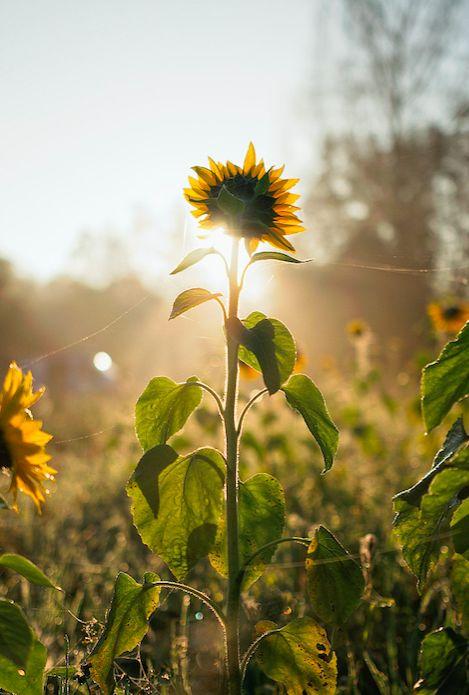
[184,143,304,253]
[0,362,55,511]
[427,300,469,334]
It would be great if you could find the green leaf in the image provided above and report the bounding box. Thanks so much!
[451,497,469,557]
[169,288,222,320]
[281,374,339,472]
[394,418,468,507]
[0,554,60,590]
[306,526,365,624]
[170,247,217,275]
[394,446,469,588]
[135,376,203,451]
[46,666,77,677]
[216,184,245,216]
[0,599,34,668]
[415,628,467,693]
[238,311,296,394]
[451,554,469,635]
[255,617,337,694]
[89,572,161,695]
[127,445,225,579]
[249,251,305,266]
[421,322,469,432]
[0,638,47,695]
[209,473,285,589]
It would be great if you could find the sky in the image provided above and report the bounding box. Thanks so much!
[1,0,318,280]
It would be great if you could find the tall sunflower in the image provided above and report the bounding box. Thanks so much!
[427,300,469,334]
[0,362,55,511]
[184,143,304,253]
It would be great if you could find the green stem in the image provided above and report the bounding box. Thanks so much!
[224,237,242,694]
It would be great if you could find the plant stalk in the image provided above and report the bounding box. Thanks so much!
[224,237,242,694]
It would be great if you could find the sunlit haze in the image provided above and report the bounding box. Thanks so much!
[1,0,315,281]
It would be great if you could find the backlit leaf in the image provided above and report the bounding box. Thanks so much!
[0,638,47,695]
[170,247,217,275]
[415,628,467,693]
[421,322,469,432]
[0,599,34,668]
[238,311,296,394]
[255,617,337,694]
[89,572,161,695]
[135,376,202,450]
[0,554,60,590]
[281,374,339,472]
[306,526,364,624]
[209,473,285,589]
[127,445,225,579]
[394,446,469,589]
[249,252,305,266]
[217,184,245,216]
[169,288,222,320]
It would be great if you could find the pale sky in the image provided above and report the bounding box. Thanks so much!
[1,0,318,280]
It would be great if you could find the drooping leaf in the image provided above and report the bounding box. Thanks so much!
[306,526,364,624]
[255,617,337,694]
[89,572,161,695]
[209,473,285,589]
[414,627,467,693]
[0,638,47,695]
[394,418,468,507]
[169,288,222,320]
[394,446,469,589]
[421,322,469,432]
[249,252,305,266]
[238,311,296,394]
[216,184,245,216]
[127,445,225,579]
[0,554,60,590]
[451,554,469,635]
[170,247,217,275]
[281,374,339,472]
[135,376,203,451]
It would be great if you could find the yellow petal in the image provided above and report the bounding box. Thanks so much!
[243,142,256,175]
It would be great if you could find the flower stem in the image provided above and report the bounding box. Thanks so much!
[224,237,242,694]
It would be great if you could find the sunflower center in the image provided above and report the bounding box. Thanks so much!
[207,174,277,238]
[443,306,462,320]
[0,428,13,470]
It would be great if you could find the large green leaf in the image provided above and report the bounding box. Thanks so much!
[135,376,202,451]
[127,445,225,579]
[0,599,34,668]
[0,638,47,695]
[281,374,339,472]
[0,554,59,590]
[238,311,296,394]
[414,628,467,693]
[394,418,468,507]
[255,617,337,694]
[450,497,469,557]
[306,526,364,624]
[394,446,469,588]
[170,247,217,275]
[169,288,222,320]
[89,572,161,695]
[209,473,285,589]
[421,322,469,432]
[451,554,469,635]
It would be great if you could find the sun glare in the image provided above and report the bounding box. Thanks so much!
[93,351,113,372]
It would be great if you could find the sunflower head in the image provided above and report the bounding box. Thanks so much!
[184,143,304,254]
[427,300,469,334]
[0,362,55,512]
